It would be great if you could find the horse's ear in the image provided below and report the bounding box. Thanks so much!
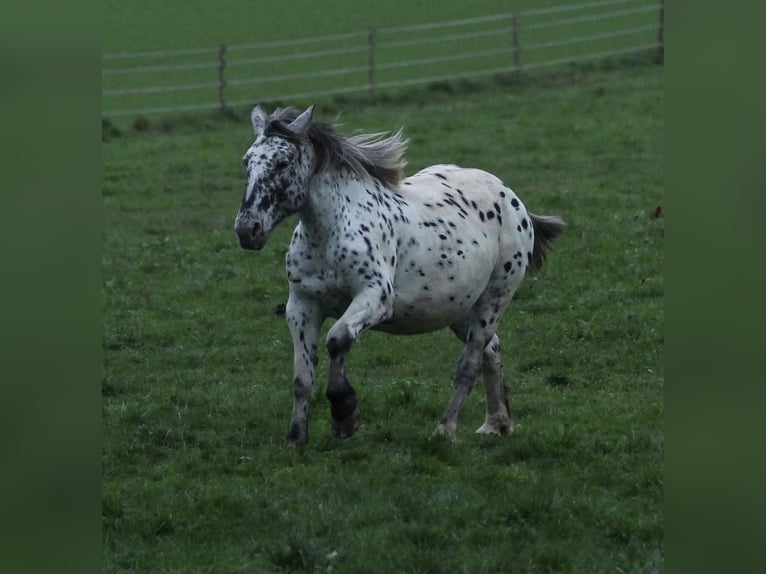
[251,105,269,136]
[286,105,315,137]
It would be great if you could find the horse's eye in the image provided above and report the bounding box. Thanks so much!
[274,159,290,171]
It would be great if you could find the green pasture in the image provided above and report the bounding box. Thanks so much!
[102,59,663,572]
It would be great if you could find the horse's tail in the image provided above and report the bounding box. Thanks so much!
[529,213,566,272]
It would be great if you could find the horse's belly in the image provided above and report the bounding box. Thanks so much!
[374,306,469,334]
[374,277,488,335]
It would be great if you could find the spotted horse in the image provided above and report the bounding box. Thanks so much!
[234,105,565,446]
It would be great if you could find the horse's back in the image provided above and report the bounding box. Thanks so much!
[399,164,534,257]
[403,164,504,194]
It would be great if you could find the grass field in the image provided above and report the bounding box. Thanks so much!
[102,59,663,572]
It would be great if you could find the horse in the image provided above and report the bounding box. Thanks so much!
[234,105,565,446]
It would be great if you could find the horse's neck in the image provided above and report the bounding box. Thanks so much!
[300,170,368,240]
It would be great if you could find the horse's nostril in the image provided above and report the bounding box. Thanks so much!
[252,222,261,235]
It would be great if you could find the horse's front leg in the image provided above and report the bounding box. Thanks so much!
[326,283,394,438]
[285,294,323,446]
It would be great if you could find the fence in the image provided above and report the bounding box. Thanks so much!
[102,0,664,119]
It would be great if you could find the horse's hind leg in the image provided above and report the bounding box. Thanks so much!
[476,334,513,435]
[437,274,521,440]
[446,326,512,437]
[434,333,484,441]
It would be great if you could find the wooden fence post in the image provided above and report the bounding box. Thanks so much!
[217,44,227,112]
[656,1,664,65]
[511,12,522,77]
[367,27,376,100]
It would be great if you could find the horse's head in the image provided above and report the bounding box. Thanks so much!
[234,105,315,250]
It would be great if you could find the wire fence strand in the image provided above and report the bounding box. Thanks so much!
[102,0,663,118]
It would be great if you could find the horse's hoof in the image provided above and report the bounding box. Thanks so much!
[475,416,514,436]
[431,423,458,443]
[331,406,361,439]
[285,439,305,447]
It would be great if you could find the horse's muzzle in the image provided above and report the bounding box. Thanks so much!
[235,219,266,250]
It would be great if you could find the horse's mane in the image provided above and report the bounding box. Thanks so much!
[266,107,408,188]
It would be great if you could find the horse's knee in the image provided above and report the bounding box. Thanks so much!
[292,376,312,401]
[327,323,353,358]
